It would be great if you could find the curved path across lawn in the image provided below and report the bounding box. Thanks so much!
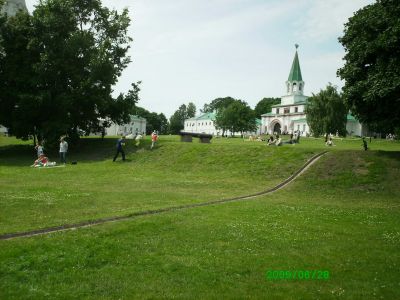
[0,151,328,241]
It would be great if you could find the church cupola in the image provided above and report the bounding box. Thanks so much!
[286,44,305,96]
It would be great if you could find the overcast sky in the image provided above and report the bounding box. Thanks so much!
[25,0,374,117]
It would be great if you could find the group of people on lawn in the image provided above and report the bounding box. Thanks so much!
[266,131,301,146]
[113,131,158,162]
[32,137,68,167]
[32,131,159,166]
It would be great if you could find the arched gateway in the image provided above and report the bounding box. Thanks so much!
[273,123,281,134]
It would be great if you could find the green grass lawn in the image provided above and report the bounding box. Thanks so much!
[0,135,400,299]
[0,135,320,234]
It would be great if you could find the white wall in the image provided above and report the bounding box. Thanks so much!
[0,125,8,135]
[98,117,146,136]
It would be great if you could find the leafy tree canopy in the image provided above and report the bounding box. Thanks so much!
[0,0,138,145]
[338,0,400,133]
[169,102,196,134]
[215,99,256,135]
[305,84,347,137]
[254,97,280,117]
[201,97,235,113]
[133,106,168,134]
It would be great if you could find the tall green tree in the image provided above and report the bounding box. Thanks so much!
[186,102,196,118]
[215,100,256,136]
[133,107,168,134]
[0,0,138,145]
[168,102,196,134]
[254,97,280,117]
[201,97,235,113]
[338,0,400,133]
[305,84,347,137]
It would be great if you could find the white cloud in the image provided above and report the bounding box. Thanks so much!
[22,0,374,117]
[297,0,374,42]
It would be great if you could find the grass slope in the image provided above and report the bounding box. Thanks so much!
[0,136,318,234]
[0,136,400,299]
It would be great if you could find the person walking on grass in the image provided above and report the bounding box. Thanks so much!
[113,135,126,161]
[59,137,68,164]
[135,133,143,146]
[362,137,368,151]
[151,131,158,149]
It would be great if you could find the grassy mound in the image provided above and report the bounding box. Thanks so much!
[0,138,399,299]
[0,136,318,234]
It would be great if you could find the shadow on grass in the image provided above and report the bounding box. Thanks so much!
[375,150,400,161]
[0,138,151,166]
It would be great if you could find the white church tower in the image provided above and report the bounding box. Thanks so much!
[1,0,28,16]
[261,44,310,135]
[281,44,308,106]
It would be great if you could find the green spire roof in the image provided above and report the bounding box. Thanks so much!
[288,48,303,82]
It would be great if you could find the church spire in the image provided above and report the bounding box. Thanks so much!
[288,44,303,81]
[286,44,305,95]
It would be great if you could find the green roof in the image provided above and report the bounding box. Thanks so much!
[187,112,216,121]
[197,112,216,120]
[347,114,357,122]
[130,115,146,121]
[288,50,303,82]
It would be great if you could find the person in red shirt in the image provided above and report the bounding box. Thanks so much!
[151,131,158,149]
[32,154,49,167]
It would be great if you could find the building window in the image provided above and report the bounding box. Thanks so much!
[284,108,289,114]
[276,108,280,114]
[303,124,306,132]
[297,125,300,130]
[295,107,298,113]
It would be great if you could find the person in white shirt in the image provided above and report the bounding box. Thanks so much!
[35,142,44,157]
[135,134,143,146]
[59,137,68,164]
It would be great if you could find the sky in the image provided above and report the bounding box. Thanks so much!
[25,0,374,118]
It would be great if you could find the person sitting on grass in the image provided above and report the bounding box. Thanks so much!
[32,154,48,167]
[31,154,56,167]
[267,135,275,145]
[275,135,282,146]
[326,137,335,146]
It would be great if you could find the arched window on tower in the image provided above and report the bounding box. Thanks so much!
[287,83,290,94]
[293,82,297,92]
[299,83,302,91]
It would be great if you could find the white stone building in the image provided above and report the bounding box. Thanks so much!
[184,112,261,136]
[261,45,367,137]
[95,115,146,136]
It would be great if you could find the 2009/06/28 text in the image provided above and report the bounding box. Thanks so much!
[266,270,330,280]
